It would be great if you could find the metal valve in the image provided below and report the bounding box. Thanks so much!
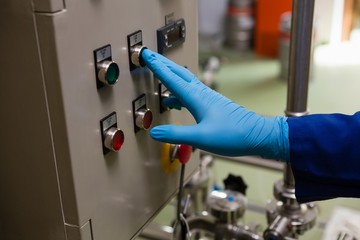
[208,189,247,224]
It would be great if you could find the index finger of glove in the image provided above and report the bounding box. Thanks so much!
[142,49,192,100]
[148,51,198,84]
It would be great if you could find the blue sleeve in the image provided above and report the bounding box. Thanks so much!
[287,112,360,203]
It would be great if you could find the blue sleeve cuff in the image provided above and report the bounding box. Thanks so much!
[288,112,360,203]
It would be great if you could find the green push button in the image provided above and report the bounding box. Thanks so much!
[98,60,120,85]
[105,62,119,85]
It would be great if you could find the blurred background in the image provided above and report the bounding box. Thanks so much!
[139,0,360,239]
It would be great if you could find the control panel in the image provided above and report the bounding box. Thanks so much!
[0,1,199,240]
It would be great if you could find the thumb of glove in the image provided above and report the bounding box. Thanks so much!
[150,124,199,145]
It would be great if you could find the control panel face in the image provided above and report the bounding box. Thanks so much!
[1,1,199,240]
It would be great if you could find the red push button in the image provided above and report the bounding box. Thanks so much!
[135,108,153,130]
[170,144,192,164]
[161,143,192,174]
[177,144,192,164]
[104,127,124,152]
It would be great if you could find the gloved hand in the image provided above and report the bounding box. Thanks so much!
[141,49,290,161]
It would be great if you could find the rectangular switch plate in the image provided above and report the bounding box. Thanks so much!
[127,30,143,71]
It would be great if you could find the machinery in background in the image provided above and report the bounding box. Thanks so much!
[0,1,199,240]
[140,153,264,240]
[225,0,255,52]
[179,156,264,240]
[279,12,292,81]
[141,154,318,240]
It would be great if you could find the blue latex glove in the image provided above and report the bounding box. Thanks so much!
[142,49,290,161]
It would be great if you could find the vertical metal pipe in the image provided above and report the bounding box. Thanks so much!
[286,0,315,116]
[285,0,315,188]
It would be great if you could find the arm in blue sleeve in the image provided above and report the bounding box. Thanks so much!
[288,112,360,203]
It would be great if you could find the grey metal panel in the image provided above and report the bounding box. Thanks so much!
[33,0,65,13]
[53,2,197,238]
[1,0,199,239]
[35,11,80,226]
[0,1,66,240]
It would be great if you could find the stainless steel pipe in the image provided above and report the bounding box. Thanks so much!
[286,0,315,116]
[285,0,315,189]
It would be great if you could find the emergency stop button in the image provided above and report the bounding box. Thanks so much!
[176,144,192,164]
[161,143,192,174]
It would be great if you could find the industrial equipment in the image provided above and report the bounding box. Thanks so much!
[0,1,199,240]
